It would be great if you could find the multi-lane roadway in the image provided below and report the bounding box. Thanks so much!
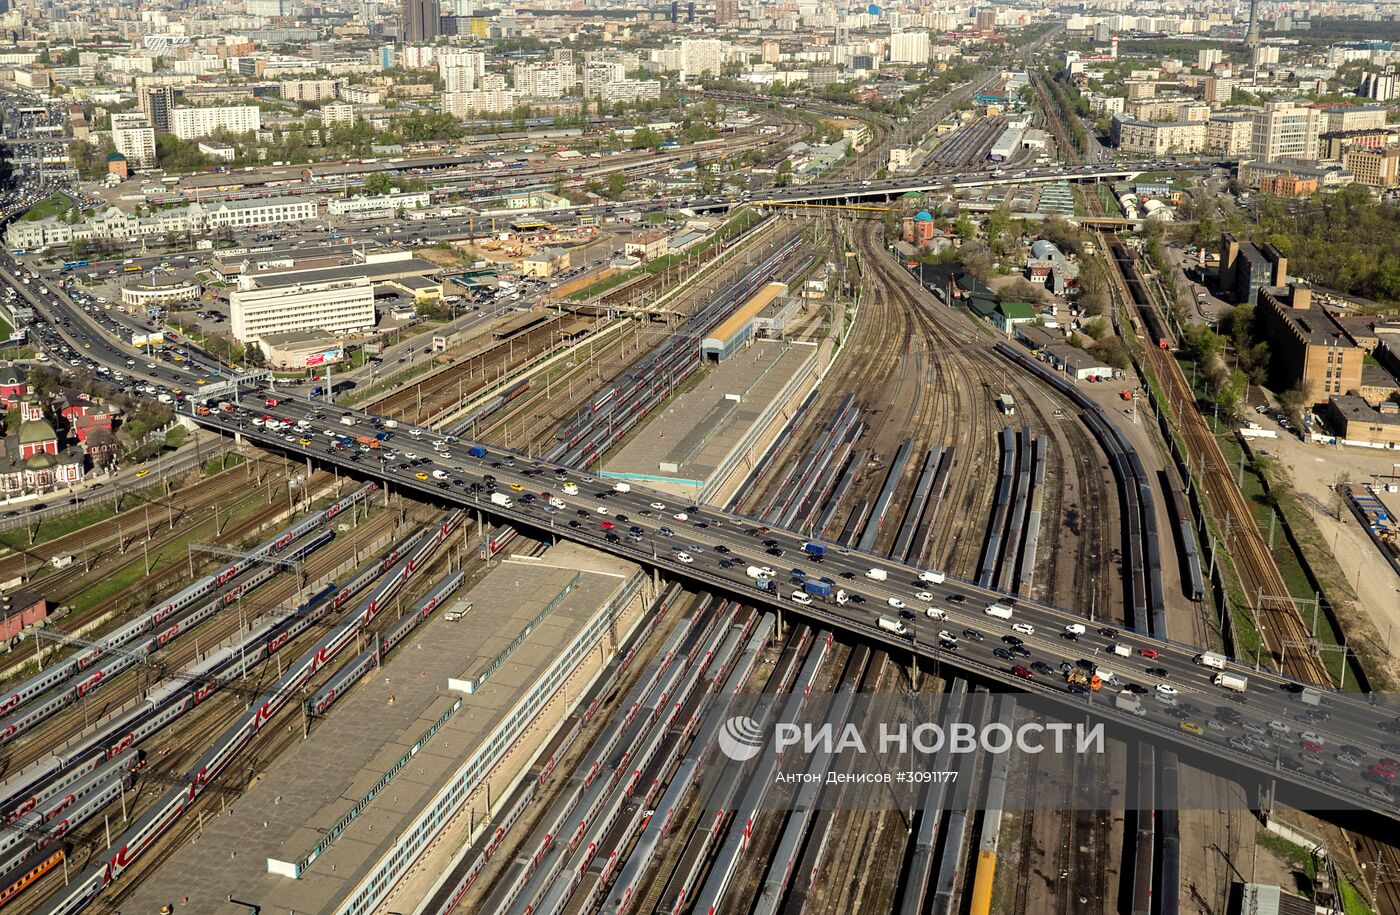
[190,387,1400,818]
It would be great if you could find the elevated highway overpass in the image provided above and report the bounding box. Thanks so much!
[187,385,1400,821]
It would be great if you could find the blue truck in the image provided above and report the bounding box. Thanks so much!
[468,446,489,458]
[754,577,777,593]
[374,431,390,441]
[801,542,827,557]
[804,580,834,600]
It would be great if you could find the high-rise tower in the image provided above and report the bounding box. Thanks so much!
[1245,0,1261,49]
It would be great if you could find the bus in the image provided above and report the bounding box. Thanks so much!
[998,394,1016,415]
[124,265,142,273]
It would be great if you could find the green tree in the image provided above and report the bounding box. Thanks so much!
[605,172,628,199]
[775,160,793,187]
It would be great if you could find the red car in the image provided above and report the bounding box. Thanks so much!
[1302,740,1325,754]
[600,520,616,530]
[1138,648,1160,659]
[1372,764,1396,781]
[1011,665,1034,680]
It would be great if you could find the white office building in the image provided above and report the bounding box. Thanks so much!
[231,277,376,343]
[171,106,261,140]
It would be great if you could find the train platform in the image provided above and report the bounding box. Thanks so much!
[600,340,817,499]
[123,541,651,915]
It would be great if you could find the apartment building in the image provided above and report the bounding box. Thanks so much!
[602,79,661,104]
[438,49,484,91]
[139,85,174,132]
[679,39,726,79]
[171,105,260,140]
[583,61,627,97]
[280,79,338,103]
[231,276,376,343]
[1112,116,1206,155]
[1203,76,1236,103]
[1197,48,1222,70]
[1250,100,1325,163]
[1256,285,1363,404]
[112,123,157,170]
[320,102,355,125]
[442,89,516,116]
[1206,114,1253,156]
[1343,144,1400,188]
[889,30,931,65]
[512,63,574,98]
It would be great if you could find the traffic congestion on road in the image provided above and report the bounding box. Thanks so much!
[193,386,1400,817]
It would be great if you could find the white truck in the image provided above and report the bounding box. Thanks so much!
[835,589,850,606]
[613,482,632,493]
[339,415,356,427]
[1194,651,1227,670]
[919,569,946,584]
[865,568,888,582]
[490,492,514,508]
[878,616,910,637]
[984,603,1014,620]
[1115,690,1146,717]
[1298,687,1323,707]
[1214,673,1248,693]
[1109,643,1132,658]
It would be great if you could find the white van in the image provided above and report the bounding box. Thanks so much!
[925,607,948,621]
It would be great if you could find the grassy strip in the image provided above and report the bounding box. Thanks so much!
[1175,353,1367,689]
[568,208,763,301]
[343,357,449,407]
[66,489,272,614]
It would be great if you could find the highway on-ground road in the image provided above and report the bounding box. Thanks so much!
[189,385,1400,819]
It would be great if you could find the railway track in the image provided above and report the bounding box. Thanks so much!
[367,317,578,425]
[0,451,296,585]
[1100,234,1331,685]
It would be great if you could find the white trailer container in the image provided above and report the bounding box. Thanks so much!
[1115,690,1146,716]
[878,616,909,637]
[919,569,946,584]
[1298,687,1323,707]
[1194,651,1227,670]
[1213,673,1248,693]
[984,603,1014,620]
[1109,643,1132,658]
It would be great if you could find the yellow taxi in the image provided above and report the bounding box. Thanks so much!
[1178,720,1204,736]
[415,472,429,481]
[509,483,524,492]
[299,438,312,446]
[135,468,150,478]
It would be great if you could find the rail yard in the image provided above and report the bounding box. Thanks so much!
[2,12,1399,915]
